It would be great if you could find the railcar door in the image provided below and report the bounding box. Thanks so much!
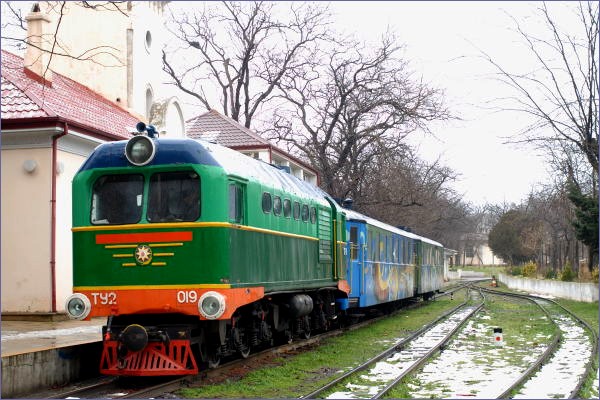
[346,220,366,305]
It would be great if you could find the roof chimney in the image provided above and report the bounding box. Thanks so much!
[24,2,53,84]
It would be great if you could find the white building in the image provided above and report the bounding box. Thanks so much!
[1,1,186,316]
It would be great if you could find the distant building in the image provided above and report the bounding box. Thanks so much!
[456,232,505,267]
[187,110,319,185]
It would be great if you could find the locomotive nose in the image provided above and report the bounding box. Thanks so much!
[121,324,148,352]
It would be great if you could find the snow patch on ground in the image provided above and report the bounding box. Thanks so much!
[1,326,102,341]
[513,313,593,399]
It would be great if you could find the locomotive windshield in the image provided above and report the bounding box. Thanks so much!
[147,171,200,222]
[90,171,200,224]
[91,174,144,225]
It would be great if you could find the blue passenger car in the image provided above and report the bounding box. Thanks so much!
[416,237,445,297]
[344,209,435,308]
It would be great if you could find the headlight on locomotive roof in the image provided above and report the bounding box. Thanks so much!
[125,135,156,166]
[198,291,226,319]
[65,293,92,320]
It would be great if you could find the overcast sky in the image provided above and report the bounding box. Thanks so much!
[327,1,585,207]
[3,1,584,207]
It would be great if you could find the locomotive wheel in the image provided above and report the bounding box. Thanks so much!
[236,328,251,358]
[232,325,252,358]
[208,353,220,369]
[238,344,251,359]
[301,316,311,339]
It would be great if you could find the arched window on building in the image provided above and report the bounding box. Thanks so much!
[145,86,154,121]
[165,99,184,137]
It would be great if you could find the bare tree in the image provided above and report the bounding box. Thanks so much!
[356,147,470,247]
[268,33,450,199]
[481,1,598,271]
[483,2,598,190]
[162,1,331,128]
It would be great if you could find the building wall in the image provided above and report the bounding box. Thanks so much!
[1,129,104,313]
[39,1,129,106]
[54,148,91,310]
[38,1,186,131]
[1,148,53,312]
[458,243,505,266]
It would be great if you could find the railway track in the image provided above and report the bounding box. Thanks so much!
[301,287,484,399]
[478,288,598,399]
[405,286,596,399]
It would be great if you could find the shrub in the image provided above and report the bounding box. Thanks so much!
[507,265,522,276]
[522,261,537,278]
[559,261,576,282]
[592,267,599,283]
[544,269,557,280]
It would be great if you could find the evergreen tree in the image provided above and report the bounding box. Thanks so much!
[567,183,599,269]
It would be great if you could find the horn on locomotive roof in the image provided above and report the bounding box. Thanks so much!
[342,198,354,210]
[135,121,158,138]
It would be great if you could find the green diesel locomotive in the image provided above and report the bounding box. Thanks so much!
[67,130,347,375]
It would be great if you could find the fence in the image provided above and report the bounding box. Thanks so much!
[498,273,598,303]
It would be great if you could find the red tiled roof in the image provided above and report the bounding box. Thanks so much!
[1,50,139,139]
[186,109,268,147]
[186,109,318,177]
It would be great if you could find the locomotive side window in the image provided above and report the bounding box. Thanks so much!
[147,171,200,222]
[293,201,300,220]
[91,174,144,225]
[273,196,282,216]
[228,183,245,224]
[262,192,272,213]
[283,199,291,218]
[301,204,309,222]
[309,207,317,224]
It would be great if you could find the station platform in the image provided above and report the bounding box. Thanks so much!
[2,317,104,357]
[1,317,105,398]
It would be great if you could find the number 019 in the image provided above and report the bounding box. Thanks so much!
[177,290,198,303]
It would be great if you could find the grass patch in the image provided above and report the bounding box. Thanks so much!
[178,296,465,398]
[553,298,598,335]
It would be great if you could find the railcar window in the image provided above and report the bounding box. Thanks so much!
[301,204,309,222]
[368,230,374,260]
[91,174,144,225]
[293,201,300,220]
[349,226,358,260]
[147,171,200,222]
[283,199,291,218]
[273,196,282,216]
[262,192,272,213]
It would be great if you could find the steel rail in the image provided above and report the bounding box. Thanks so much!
[302,288,481,399]
[478,287,562,399]
[44,377,119,399]
[373,287,485,399]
